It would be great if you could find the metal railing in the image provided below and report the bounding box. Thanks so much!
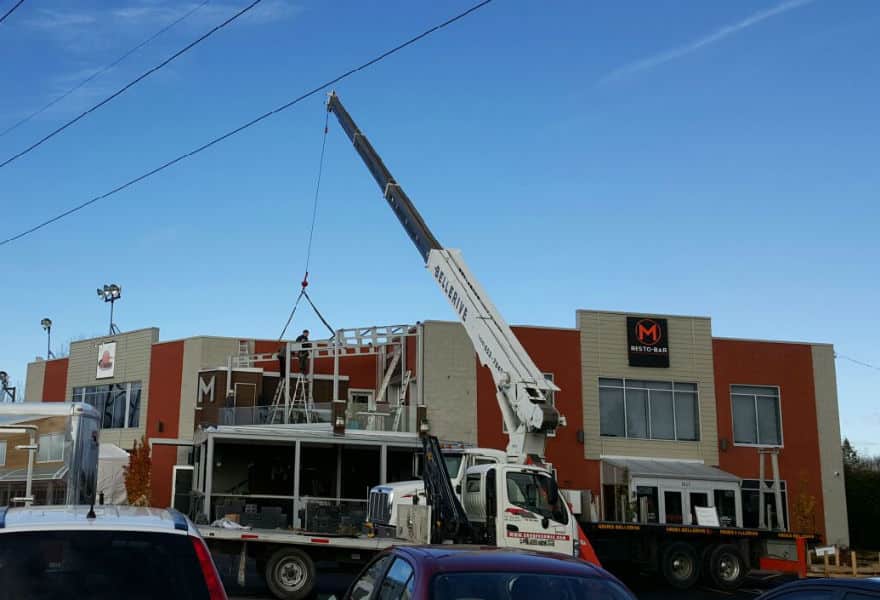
[218,404,415,432]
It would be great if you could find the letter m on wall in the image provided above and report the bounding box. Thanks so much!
[198,375,216,404]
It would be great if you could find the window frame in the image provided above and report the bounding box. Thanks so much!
[349,553,394,600]
[73,381,141,429]
[377,556,415,600]
[730,384,784,448]
[37,433,64,463]
[599,378,701,442]
[0,440,6,466]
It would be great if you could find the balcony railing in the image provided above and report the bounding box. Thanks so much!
[217,404,415,432]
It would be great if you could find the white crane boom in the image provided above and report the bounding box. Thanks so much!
[327,92,562,462]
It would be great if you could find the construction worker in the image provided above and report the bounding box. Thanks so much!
[295,329,310,374]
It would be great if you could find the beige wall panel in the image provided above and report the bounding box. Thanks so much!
[578,310,718,464]
[178,337,242,440]
[422,321,477,445]
[25,361,46,403]
[66,328,158,449]
[811,344,849,546]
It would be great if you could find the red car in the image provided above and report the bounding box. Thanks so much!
[340,545,635,600]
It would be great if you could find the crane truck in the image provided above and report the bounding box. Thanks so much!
[325,92,598,562]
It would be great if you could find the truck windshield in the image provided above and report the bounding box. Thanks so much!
[432,572,632,600]
[443,454,463,478]
[0,530,210,600]
[506,471,568,524]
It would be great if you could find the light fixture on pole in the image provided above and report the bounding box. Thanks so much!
[41,317,54,359]
[97,284,122,335]
[0,371,15,403]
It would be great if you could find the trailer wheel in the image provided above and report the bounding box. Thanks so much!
[707,544,746,590]
[265,548,316,600]
[661,542,700,589]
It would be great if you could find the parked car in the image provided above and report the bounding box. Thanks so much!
[338,545,636,600]
[758,578,880,600]
[0,504,228,600]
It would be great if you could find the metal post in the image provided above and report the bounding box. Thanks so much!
[335,445,342,502]
[24,429,35,507]
[333,331,340,403]
[47,328,51,360]
[771,450,784,530]
[109,300,115,335]
[205,436,214,521]
[380,444,388,484]
[759,450,766,529]
[284,342,291,424]
[293,440,301,528]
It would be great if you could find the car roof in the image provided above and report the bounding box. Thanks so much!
[0,504,191,534]
[391,545,610,579]
[766,578,880,596]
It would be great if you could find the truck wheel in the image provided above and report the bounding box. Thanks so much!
[707,544,746,590]
[265,548,316,600]
[661,542,700,589]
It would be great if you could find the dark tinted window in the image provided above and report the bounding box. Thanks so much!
[431,572,633,600]
[351,554,392,600]
[378,558,414,600]
[0,530,209,600]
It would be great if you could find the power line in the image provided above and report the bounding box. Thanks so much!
[837,354,880,372]
[0,0,493,247]
[0,0,26,25]
[0,0,262,170]
[0,0,211,138]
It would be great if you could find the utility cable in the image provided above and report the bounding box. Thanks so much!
[0,0,26,25]
[278,109,330,339]
[0,0,494,247]
[0,0,211,138]
[302,109,330,285]
[0,0,262,170]
[836,354,880,372]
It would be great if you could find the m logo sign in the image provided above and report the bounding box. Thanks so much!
[627,316,670,367]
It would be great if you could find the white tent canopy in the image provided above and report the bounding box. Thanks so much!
[97,443,128,504]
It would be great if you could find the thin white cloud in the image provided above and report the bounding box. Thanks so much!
[598,0,815,85]
[25,9,97,30]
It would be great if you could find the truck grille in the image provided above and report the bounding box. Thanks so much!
[368,489,392,525]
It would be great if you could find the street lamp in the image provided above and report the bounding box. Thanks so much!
[97,284,122,335]
[41,317,54,359]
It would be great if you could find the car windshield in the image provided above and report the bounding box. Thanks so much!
[506,471,568,524]
[443,454,464,478]
[0,530,210,600]
[432,572,633,600]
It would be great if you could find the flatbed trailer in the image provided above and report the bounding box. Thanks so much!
[198,524,417,600]
[581,520,819,590]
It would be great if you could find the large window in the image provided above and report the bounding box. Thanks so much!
[0,441,6,466]
[731,385,781,446]
[73,382,142,429]
[599,378,699,441]
[37,433,64,463]
[741,479,788,529]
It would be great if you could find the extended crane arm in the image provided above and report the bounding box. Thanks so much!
[327,92,563,462]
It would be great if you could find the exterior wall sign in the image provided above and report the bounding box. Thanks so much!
[95,342,117,379]
[626,316,669,367]
[199,374,216,404]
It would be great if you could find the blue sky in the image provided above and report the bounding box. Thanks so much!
[1,1,877,452]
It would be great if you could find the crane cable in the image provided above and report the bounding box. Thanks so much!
[278,109,334,340]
